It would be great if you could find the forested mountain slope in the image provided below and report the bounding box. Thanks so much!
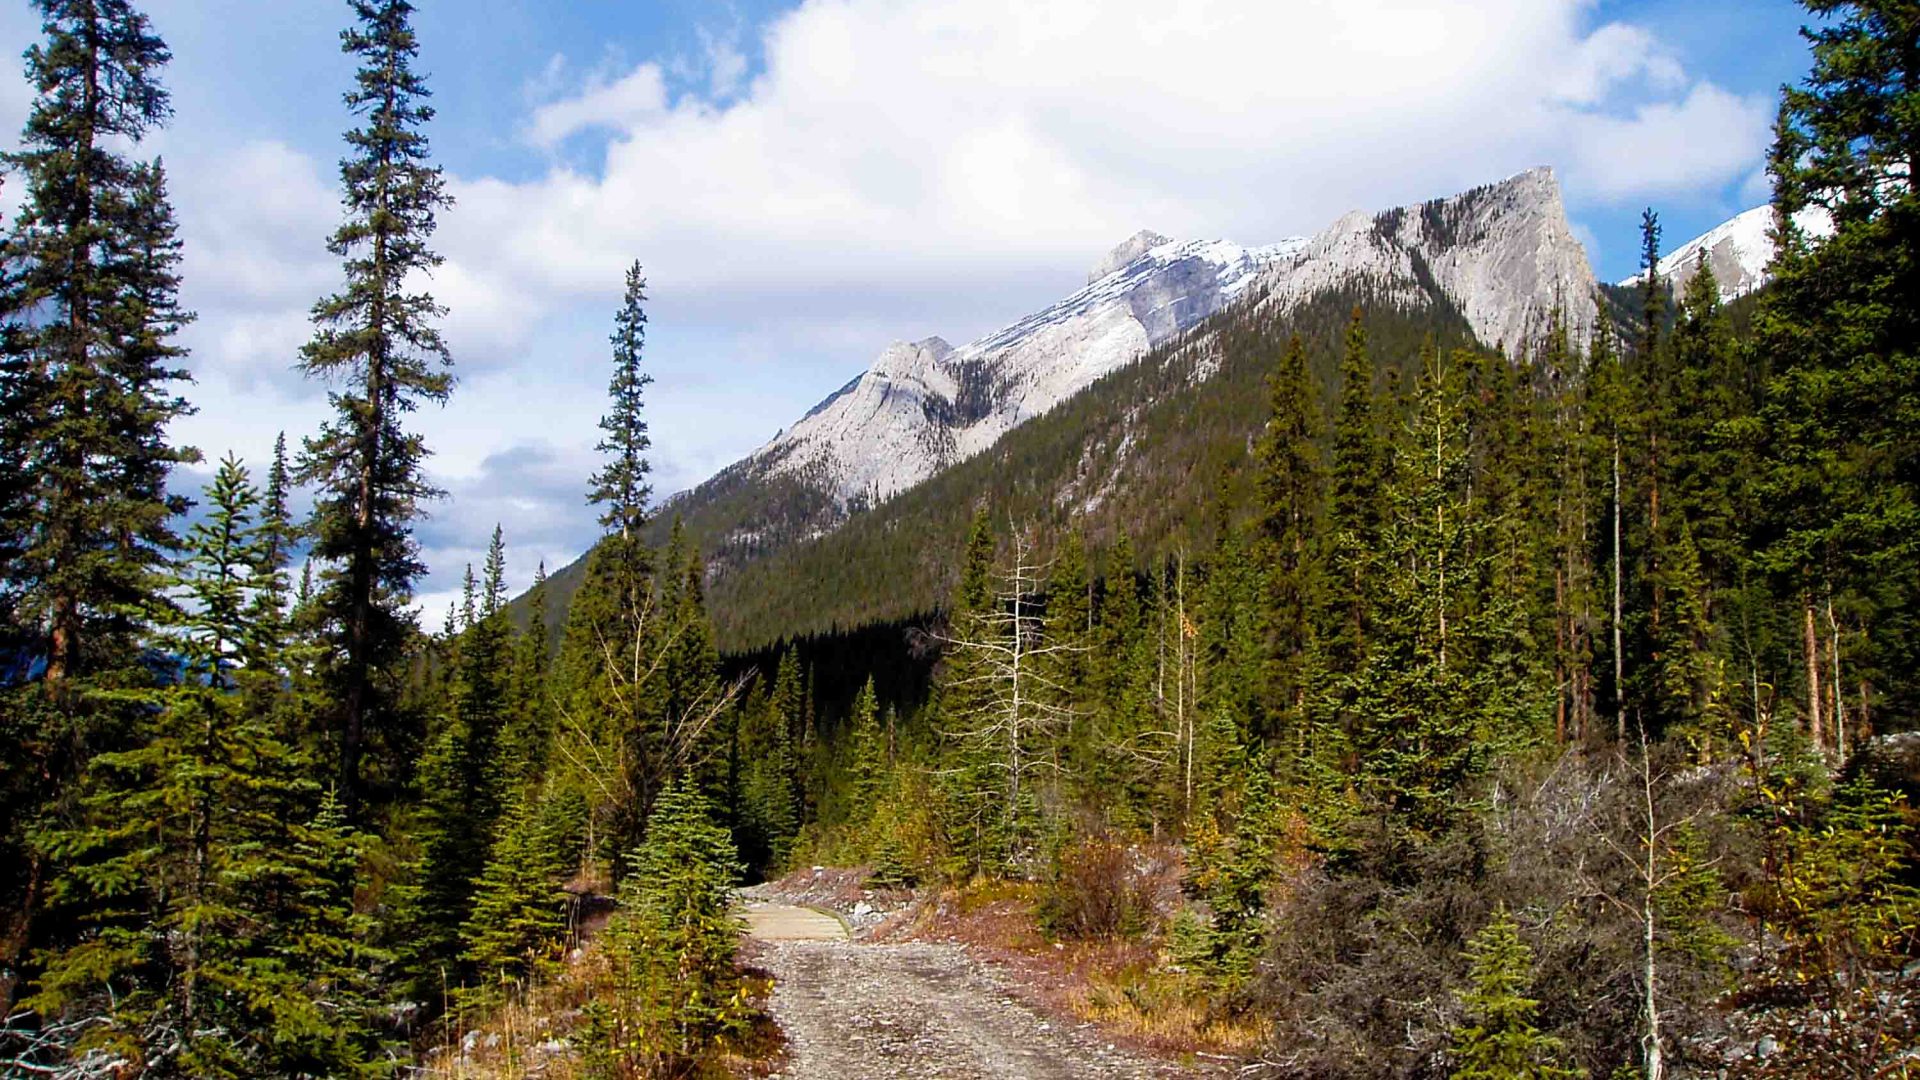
[534,169,1604,648]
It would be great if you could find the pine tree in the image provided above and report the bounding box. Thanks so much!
[1340,347,1540,854]
[1322,309,1390,675]
[590,261,653,544]
[1042,529,1094,765]
[1587,325,1636,741]
[250,432,297,636]
[845,676,885,828]
[593,778,747,1075]
[462,782,568,996]
[734,664,800,874]
[0,1,194,686]
[1195,752,1285,987]
[552,262,672,864]
[25,459,375,1076]
[1255,335,1326,737]
[297,0,452,809]
[397,527,513,992]
[658,518,729,806]
[1448,906,1580,1080]
[1752,0,1920,745]
[505,560,554,779]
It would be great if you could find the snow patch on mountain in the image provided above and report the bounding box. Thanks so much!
[746,232,1308,505]
[1618,204,1834,301]
[700,167,1602,549]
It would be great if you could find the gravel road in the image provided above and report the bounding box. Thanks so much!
[747,902,1209,1079]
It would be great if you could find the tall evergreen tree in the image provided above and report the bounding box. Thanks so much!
[1255,335,1326,734]
[397,527,512,992]
[1752,0,1920,741]
[297,0,452,809]
[26,459,376,1076]
[844,676,885,827]
[505,560,554,779]
[0,0,193,685]
[1322,310,1390,675]
[590,261,653,544]
[552,261,667,863]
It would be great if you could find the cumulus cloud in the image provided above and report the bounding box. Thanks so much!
[438,0,1774,341]
[526,64,668,148]
[1565,83,1774,202]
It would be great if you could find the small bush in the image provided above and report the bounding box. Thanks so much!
[1036,832,1155,940]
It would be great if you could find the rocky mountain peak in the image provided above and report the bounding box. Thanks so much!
[1255,166,1598,354]
[1619,204,1833,301]
[1088,230,1173,283]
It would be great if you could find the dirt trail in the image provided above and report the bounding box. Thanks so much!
[742,900,849,941]
[743,901,1209,1079]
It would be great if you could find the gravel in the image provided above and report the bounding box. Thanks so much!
[757,934,1213,1079]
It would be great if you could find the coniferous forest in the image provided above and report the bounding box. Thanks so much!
[1,1,1917,1078]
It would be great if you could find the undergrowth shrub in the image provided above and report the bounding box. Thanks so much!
[1037,831,1155,939]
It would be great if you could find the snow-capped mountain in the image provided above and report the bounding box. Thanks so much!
[624,166,1605,595]
[733,167,1596,515]
[747,232,1307,508]
[1618,204,1833,301]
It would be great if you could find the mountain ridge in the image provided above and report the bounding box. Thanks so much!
[534,169,1779,648]
[660,167,1599,566]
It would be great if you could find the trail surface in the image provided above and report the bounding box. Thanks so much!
[744,901,1206,1079]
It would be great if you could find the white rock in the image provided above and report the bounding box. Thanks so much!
[1618,204,1834,302]
[676,167,1605,557]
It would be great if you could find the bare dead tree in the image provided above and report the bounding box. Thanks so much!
[935,529,1085,841]
[552,581,747,868]
[1580,732,1723,1080]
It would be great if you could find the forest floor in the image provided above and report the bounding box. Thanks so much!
[740,874,1230,1079]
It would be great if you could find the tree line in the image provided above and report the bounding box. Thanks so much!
[0,1,751,1075]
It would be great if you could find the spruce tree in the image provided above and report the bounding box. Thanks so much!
[658,518,726,804]
[1339,347,1539,856]
[505,560,554,779]
[1448,906,1579,1080]
[845,676,885,828]
[590,261,653,544]
[297,0,452,809]
[1322,309,1390,675]
[553,261,668,862]
[27,459,375,1076]
[1753,0,1920,741]
[1042,530,1093,738]
[1255,335,1326,734]
[593,778,746,1075]
[734,662,800,874]
[397,527,512,992]
[462,782,568,996]
[0,0,194,686]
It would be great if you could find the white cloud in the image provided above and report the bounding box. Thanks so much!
[1552,23,1687,105]
[1565,83,1773,202]
[525,63,667,148]
[434,0,1774,343]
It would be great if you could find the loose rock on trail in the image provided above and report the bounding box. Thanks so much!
[739,896,1215,1079]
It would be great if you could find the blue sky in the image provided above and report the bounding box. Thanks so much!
[0,0,1822,622]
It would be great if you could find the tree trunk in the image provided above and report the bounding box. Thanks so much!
[1613,434,1626,742]
[1803,591,1823,754]
[1826,595,1845,761]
